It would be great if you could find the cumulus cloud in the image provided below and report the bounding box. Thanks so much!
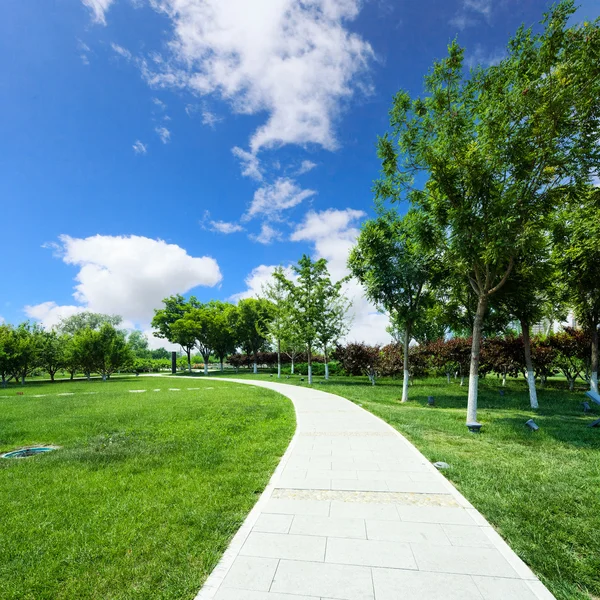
[245,178,316,221]
[465,44,505,69]
[139,0,373,152]
[82,0,114,25]
[233,207,392,344]
[232,147,263,181]
[210,220,244,234]
[132,140,147,154]
[155,126,171,143]
[229,265,295,302]
[249,223,283,245]
[26,235,222,328]
[24,302,84,329]
[111,42,132,61]
[202,110,221,128]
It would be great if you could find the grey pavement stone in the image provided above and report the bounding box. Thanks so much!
[410,543,519,577]
[367,519,451,545]
[372,568,484,600]
[396,505,477,525]
[442,524,496,548]
[240,531,326,561]
[263,498,331,516]
[290,515,366,539]
[326,537,417,569]
[329,500,400,521]
[215,591,319,600]
[253,513,294,534]
[220,556,278,591]
[270,559,374,600]
[472,576,540,599]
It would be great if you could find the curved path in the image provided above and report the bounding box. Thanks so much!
[176,377,554,600]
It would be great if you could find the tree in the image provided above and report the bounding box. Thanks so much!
[348,209,438,402]
[11,322,43,385]
[70,328,102,379]
[554,186,600,393]
[317,293,351,380]
[0,324,18,387]
[95,324,134,378]
[275,255,332,384]
[262,268,292,379]
[207,301,238,372]
[128,330,151,358]
[57,311,122,335]
[374,3,599,424]
[152,295,200,371]
[38,330,67,382]
[235,298,272,374]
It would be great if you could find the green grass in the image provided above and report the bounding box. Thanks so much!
[200,370,600,600]
[0,377,294,600]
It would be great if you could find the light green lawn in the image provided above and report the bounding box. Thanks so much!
[0,377,294,600]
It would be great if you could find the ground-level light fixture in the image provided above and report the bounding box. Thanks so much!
[467,422,482,433]
[427,396,435,406]
[525,419,539,431]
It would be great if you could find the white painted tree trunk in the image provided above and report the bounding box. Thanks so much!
[402,370,409,403]
[401,328,410,403]
[325,363,329,380]
[253,362,257,374]
[308,365,312,384]
[291,359,295,375]
[466,295,487,424]
[277,341,281,379]
[204,362,208,376]
[460,376,465,386]
[592,372,598,394]
[591,323,599,394]
[502,372,506,386]
[446,372,451,384]
[526,370,538,409]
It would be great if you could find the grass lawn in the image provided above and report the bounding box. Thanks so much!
[198,370,600,600]
[0,377,294,600]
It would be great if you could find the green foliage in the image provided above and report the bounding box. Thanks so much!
[56,311,122,335]
[235,298,273,360]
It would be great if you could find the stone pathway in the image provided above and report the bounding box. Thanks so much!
[170,377,555,600]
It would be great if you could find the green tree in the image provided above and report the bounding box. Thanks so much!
[152,295,200,371]
[262,268,293,379]
[95,323,134,378]
[0,324,18,387]
[57,311,122,335]
[38,330,68,382]
[375,2,599,423]
[235,298,273,374]
[316,291,350,380]
[349,209,438,401]
[275,255,332,385]
[207,301,238,372]
[128,330,151,358]
[554,185,600,394]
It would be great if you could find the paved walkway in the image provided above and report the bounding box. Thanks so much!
[183,377,554,600]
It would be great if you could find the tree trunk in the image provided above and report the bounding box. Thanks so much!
[446,372,451,384]
[591,320,598,394]
[521,318,538,409]
[467,295,487,424]
[277,340,281,379]
[401,326,410,403]
[502,370,507,386]
[253,360,257,374]
[324,348,329,380]
[1,375,5,388]
[70,370,75,381]
[187,348,192,373]
[220,359,224,372]
[204,357,209,376]
[291,357,295,375]
[307,346,313,385]
[50,371,55,382]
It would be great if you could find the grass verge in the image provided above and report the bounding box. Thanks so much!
[0,377,294,600]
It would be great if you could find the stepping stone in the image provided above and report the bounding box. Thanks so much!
[57,393,74,396]
[128,390,147,393]
[168,388,181,391]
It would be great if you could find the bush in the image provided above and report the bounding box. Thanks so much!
[282,361,341,376]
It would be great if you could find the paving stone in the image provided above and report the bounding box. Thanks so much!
[220,556,278,591]
[372,568,483,600]
[276,477,331,490]
[329,500,399,520]
[367,519,451,545]
[290,515,366,539]
[331,479,389,492]
[396,505,476,525]
[442,524,496,548]
[270,559,374,600]
[472,576,540,599]
[262,498,330,516]
[240,532,326,561]
[253,513,293,534]
[215,590,318,600]
[385,480,450,494]
[326,537,417,569]
[410,543,519,577]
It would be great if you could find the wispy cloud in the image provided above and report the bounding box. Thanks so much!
[450,0,493,30]
[245,178,316,221]
[81,0,114,25]
[132,140,147,154]
[210,220,244,234]
[232,147,263,182]
[152,97,167,110]
[202,110,221,128]
[155,127,171,144]
[296,160,318,176]
[466,44,505,68]
[111,42,132,61]
[249,223,283,245]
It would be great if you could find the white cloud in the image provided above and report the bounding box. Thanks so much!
[465,44,505,69]
[450,0,492,30]
[155,126,171,143]
[202,110,221,128]
[296,160,318,175]
[0,316,4,324]
[232,147,263,182]
[82,0,114,25]
[24,302,84,330]
[27,234,222,328]
[291,208,392,344]
[210,220,244,234]
[249,223,283,245]
[132,140,148,154]
[111,42,132,61]
[139,0,373,152]
[245,178,316,221]
[229,264,295,302]
[153,97,167,110]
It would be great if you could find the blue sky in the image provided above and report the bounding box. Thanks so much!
[1,0,598,345]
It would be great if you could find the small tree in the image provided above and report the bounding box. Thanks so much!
[208,301,238,372]
[39,330,67,382]
[57,311,122,335]
[96,324,134,379]
[316,291,351,380]
[348,208,438,402]
[128,330,151,358]
[235,298,273,374]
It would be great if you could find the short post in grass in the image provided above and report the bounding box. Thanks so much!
[171,352,177,375]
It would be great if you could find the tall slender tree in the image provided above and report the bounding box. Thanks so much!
[236,298,273,374]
